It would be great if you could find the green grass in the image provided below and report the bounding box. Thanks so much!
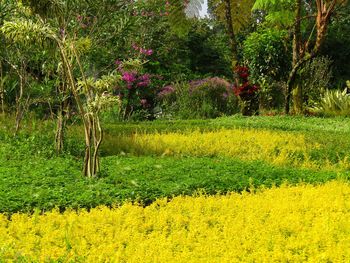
[1,152,348,214]
[100,115,350,134]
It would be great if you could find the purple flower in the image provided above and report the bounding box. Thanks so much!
[137,81,148,87]
[137,74,151,87]
[122,72,136,83]
[146,49,153,56]
[158,85,175,98]
[139,74,150,81]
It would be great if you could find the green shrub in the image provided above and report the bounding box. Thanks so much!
[158,78,239,119]
[310,85,350,117]
[299,56,333,106]
[243,29,290,83]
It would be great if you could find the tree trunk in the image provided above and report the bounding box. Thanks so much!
[285,0,340,114]
[292,83,303,114]
[285,54,314,114]
[224,0,238,70]
[55,108,64,154]
[14,62,25,135]
[0,61,4,115]
[285,0,302,114]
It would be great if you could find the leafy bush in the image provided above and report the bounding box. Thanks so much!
[310,85,350,117]
[258,79,285,110]
[114,59,160,121]
[299,56,333,106]
[158,77,239,119]
[243,29,290,111]
[243,29,290,83]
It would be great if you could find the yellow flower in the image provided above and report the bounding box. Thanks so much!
[1,181,350,262]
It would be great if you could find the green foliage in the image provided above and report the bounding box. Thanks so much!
[158,78,239,119]
[252,0,295,27]
[243,28,290,83]
[257,79,285,110]
[1,19,56,45]
[186,19,232,77]
[209,0,255,32]
[321,1,350,87]
[0,115,350,214]
[0,153,348,214]
[310,86,350,117]
[299,56,333,106]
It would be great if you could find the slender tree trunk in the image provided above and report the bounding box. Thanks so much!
[58,43,94,176]
[92,114,103,175]
[0,61,5,115]
[55,104,65,154]
[285,0,302,114]
[14,62,25,135]
[224,0,238,70]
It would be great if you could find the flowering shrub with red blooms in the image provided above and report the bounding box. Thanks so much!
[233,66,259,116]
[233,66,259,99]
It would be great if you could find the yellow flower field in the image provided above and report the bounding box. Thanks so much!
[124,129,349,170]
[1,181,350,262]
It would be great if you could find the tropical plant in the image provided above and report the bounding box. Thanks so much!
[310,84,350,116]
[243,28,290,83]
[299,56,333,107]
[233,66,259,115]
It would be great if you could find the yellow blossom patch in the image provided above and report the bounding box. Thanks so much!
[128,129,341,169]
[1,181,350,262]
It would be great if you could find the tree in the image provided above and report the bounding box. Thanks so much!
[254,0,348,114]
[209,0,255,69]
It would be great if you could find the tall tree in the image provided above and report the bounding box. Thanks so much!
[209,0,255,70]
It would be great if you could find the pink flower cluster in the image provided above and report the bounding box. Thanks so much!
[132,43,153,56]
[122,71,151,89]
[158,85,175,98]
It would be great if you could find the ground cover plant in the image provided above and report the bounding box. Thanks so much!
[1,181,350,262]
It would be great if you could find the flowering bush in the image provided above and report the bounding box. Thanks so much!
[157,77,239,119]
[113,58,160,120]
[233,66,259,98]
[233,66,259,116]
